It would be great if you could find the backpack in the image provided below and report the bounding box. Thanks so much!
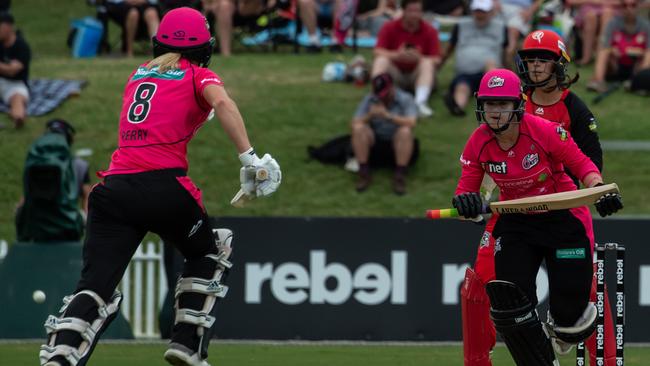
[307,134,419,167]
[630,68,650,96]
[16,132,84,242]
[307,134,353,164]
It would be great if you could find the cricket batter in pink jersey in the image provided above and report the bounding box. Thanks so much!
[453,69,622,366]
[462,31,618,366]
[39,8,281,366]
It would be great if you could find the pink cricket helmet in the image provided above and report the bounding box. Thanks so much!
[152,7,214,66]
[475,69,525,125]
[477,69,522,101]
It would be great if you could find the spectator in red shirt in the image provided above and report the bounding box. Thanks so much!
[372,0,440,118]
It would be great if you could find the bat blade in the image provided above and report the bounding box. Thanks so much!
[488,183,619,214]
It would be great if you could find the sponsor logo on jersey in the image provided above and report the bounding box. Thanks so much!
[588,117,598,131]
[188,219,203,238]
[508,150,515,158]
[459,154,471,166]
[532,31,544,43]
[535,106,544,115]
[494,237,502,254]
[556,248,586,259]
[480,231,491,248]
[485,161,507,174]
[522,153,539,170]
[132,66,186,81]
[556,126,568,141]
[487,76,505,88]
[538,172,548,182]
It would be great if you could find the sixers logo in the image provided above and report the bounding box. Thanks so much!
[532,31,544,43]
[522,153,539,170]
[487,76,505,88]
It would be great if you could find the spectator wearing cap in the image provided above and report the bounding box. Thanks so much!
[350,73,418,195]
[439,0,506,116]
[0,12,30,129]
[372,0,440,118]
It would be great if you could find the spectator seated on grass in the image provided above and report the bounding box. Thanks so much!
[298,0,341,52]
[355,0,399,38]
[566,0,617,66]
[105,0,160,57]
[495,0,543,68]
[0,11,29,129]
[351,73,418,196]
[207,0,292,55]
[372,0,440,118]
[439,0,506,117]
[587,0,650,93]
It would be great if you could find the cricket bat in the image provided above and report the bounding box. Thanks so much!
[426,183,619,219]
[230,168,268,208]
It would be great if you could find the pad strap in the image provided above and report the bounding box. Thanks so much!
[44,316,95,342]
[40,344,82,366]
[175,277,229,298]
[176,308,216,328]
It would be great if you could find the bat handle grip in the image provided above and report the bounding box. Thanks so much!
[482,202,492,214]
[425,203,491,219]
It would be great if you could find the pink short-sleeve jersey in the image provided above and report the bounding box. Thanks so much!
[456,113,600,200]
[99,59,223,177]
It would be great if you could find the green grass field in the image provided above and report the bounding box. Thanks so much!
[3,342,649,366]
[1,1,650,242]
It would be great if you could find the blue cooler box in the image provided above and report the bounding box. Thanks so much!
[71,17,103,58]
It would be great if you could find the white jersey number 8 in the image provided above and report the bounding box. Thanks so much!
[127,82,157,124]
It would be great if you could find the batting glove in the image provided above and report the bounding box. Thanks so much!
[594,191,623,217]
[452,192,484,219]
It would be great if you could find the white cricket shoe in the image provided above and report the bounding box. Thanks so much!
[164,343,211,366]
[417,103,434,118]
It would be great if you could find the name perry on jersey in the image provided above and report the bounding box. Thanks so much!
[121,128,148,141]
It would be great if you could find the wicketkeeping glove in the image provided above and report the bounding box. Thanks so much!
[238,148,281,197]
[452,192,484,219]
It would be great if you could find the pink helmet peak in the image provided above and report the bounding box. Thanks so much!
[154,7,212,49]
[477,69,522,101]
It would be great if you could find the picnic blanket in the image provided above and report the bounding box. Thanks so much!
[0,79,86,117]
